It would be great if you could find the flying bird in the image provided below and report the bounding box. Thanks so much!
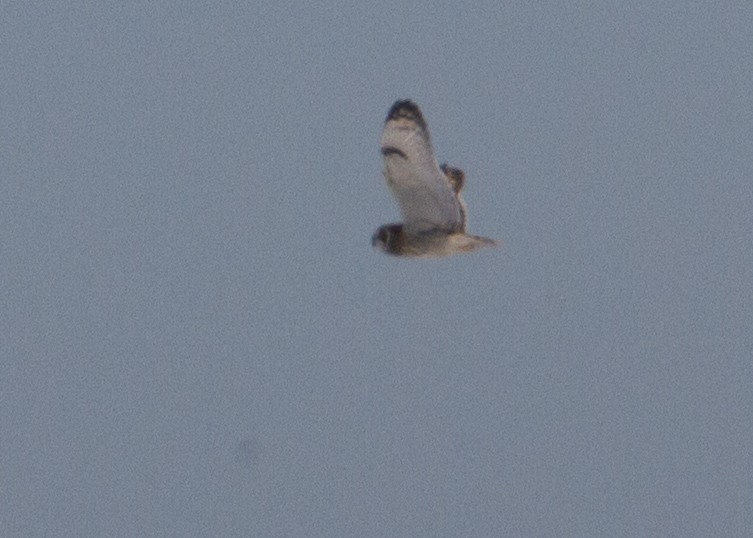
[372,100,497,258]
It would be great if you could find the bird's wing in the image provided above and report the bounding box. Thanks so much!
[380,100,463,233]
[439,164,467,232]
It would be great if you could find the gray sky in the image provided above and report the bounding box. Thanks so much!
[3,2,752,536]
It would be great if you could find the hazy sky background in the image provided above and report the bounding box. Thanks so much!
[3,2,752,536]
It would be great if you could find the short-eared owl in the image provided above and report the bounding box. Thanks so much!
[372,100,497,258]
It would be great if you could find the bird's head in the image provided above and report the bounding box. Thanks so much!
[371,224,404,255]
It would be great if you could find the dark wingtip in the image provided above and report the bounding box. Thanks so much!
[386,99,426,129]
[386,99,419,119]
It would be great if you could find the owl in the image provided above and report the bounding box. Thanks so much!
[372,100,497,258]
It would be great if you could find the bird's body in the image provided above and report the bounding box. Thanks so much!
[372,100,497,258]
[372,224,496,258]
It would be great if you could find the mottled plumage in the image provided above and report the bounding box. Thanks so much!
[372,100,497,257]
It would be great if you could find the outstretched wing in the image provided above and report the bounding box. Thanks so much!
[380,100,463,233]
[440,164,467,231]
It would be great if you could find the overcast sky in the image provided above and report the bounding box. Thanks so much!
[3,2,752,536]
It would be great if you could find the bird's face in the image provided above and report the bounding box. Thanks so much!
[371,224,403,254]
